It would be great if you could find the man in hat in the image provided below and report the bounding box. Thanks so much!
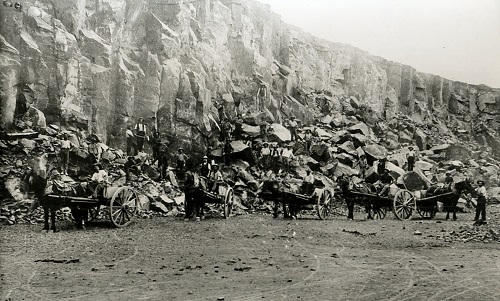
[90,163,108,198]
[208,164,223,192]
[474,180,488,224]
[176,148,188,173]
[150,131,161,166]
[281,144,294,172]
[304,128,313,155]
[59,133,76,175]
[158,143,169,180]
[134,117,148,152]
[302,169,315,196]
[357,154,368,179]
[288,116,298,141]
[406,147,416,171]
[444,172,454,185]
[200,156,211,178]
[260,142,271,170]
[378,169,394,197]
[233,114,244,140]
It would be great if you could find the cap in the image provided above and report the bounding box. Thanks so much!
[178,148,184,151]
[203,156,208,159]
[477,180,484,185]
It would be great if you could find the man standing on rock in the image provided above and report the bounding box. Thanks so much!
[474,180,488,224]
[288,116,298,141]
[125,125,135,156]
[176,148,188,174]
[60,133,76,175]
[134,117,148,153]
[281,144,294,173]
[406,146,416,171]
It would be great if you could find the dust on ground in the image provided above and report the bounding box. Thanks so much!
[1,209,500,301]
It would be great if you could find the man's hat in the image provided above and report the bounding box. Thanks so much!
[212,164,219,169]
[203,156,208,159]
[291,116,296,119]
[263,142,268,146]
[94,163,102,168]
[409,146,414,150]
[178,148,184,151]
[477,180,485,185]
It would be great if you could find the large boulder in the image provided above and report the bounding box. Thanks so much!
[363,144,388,160]
[269,123,291,142]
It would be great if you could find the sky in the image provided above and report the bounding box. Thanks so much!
[257,0,500,88]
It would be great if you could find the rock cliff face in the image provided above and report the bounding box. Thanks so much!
[1,0,499,153]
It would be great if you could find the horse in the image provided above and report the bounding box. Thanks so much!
[423,179,474,220]
[337,176,389,220]
[183,171,208,220]
[24,167,92,231]
[258,179,290,218]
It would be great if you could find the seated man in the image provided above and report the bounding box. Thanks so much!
[90,164,108,198]
[124,157,140,182]
[208,164,224,193]
[378,169,394,197]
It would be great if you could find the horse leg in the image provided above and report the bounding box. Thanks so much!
[81,209,88,230]
[273,201,279,218]
[445,209,450,220]
[71,207,82,229]
[346,199,354,220]
[366,203,373,219]
[452,205,457,221]
[43,207,50,231]
[282,202,289,218]
[50,209,59,232]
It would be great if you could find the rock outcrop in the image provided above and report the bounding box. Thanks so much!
[1,0,499,155]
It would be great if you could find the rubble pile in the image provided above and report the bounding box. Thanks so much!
[1,86,500,226]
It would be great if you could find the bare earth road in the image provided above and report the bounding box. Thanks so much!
[1,209,499,301]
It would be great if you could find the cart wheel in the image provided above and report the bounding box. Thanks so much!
[417,207,434,219]
[109,187,139,227]
[392,189,415,220]
[317,190,332,220]
[369,206,387,220]
[223,187,234,219]
[88,205,100,222]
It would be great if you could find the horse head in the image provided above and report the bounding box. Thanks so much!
[455,178,475,195]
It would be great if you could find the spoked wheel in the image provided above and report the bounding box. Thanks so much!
[88,205,100,222]
[109,187,139,227]
[417,207,435,219]
[317,190,333,220]
[223,187,234,219]
[392,189,416,220]
[369,206,387,220]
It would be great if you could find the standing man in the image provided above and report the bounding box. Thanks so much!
[304,129,313,155]
[150,131,161,166]
[60,133,76,175]
[125,125,135,156]
[302,170,315,195]
[474,180,488,224]
[444,172,454,185]
[357,154,368,179]
[134,117,148,153]
[406,147,416,171]
[223,139,233,166]
[260,142,271,170]
[281,144,294,172]
[176,148,188,173]
[200,156,211,178]
[288,116,298,141]
[233,114,244,140]
[158,143,169,180]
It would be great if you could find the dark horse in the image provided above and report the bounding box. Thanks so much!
[258,179,290,218]
[422,179,474,220]
[183,171,208,220]
[24,169,91,231]
[337,176,386,220]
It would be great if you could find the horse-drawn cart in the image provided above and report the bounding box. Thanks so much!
[183,172,235,219]
[338,174,473,221]
[41,182,140,228]
[259,179,334,220]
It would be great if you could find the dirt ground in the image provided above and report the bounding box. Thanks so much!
[1,207,499,301]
